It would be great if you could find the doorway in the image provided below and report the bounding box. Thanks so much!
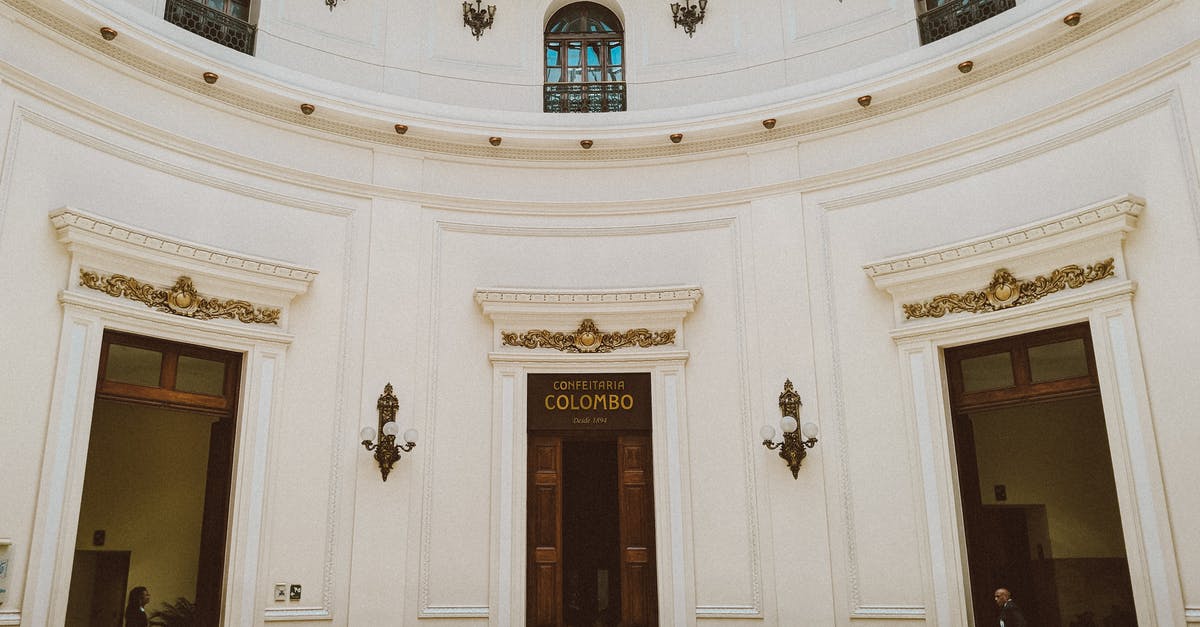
[946,323,1136,627]
[64,331,241,627]
[526,373,658,627]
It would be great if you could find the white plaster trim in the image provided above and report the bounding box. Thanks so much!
[0,46,1194,219]
[498,374,515,627]
[664,373,689,623]
[907,351,950,627]
[0,97,23,253]
[417,605,490,617]
[1103,314,1186,624]
[476,286,704,306]
[488,350,694,365]
[864,194,1143,283]
[0,611,19,626]
[1186,606,1200,623]
[21,318,95,627]
[17,107,355,218]
[815,208,867,616]
[849,605,927,620]
[696,605,758,616]
[231,354,275,623]
[50,206,318,284]
[417,222,445,618]
[263,607,333,621]
[1167,89,1200,252]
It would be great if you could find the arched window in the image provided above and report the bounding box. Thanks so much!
[544,3,625,113]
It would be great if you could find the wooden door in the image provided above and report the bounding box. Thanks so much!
[528,436,563,627]
[617,435,657,627]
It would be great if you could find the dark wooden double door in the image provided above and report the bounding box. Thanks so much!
[527,434,658,627]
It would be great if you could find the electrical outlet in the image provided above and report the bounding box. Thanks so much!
[274,584,287,602]
[289,584,302,601]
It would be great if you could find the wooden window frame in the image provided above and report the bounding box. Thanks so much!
[945,322,1098,412]
[97,330,242,415]
[544,2,626,113]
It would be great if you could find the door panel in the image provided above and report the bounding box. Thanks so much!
[528,436,563,627]
[617,435,657,627]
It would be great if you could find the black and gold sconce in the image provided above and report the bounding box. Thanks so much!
[360,383,418,481]
[670,0,707,37]
[760,379,819,479]
[463,0,496,40]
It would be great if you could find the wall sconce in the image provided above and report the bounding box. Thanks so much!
[760,379,819,479]
[360,383,418,481]
[463,0,496,40]
[670,0,707,38]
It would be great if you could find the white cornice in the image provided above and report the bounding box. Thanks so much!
[51,206,318,286]
[51,207,317,329]
[475,286,703,317]
[864,194,1143,288]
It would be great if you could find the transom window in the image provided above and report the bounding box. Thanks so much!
[544,2,626,113]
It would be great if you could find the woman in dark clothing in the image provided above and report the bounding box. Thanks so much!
[124,586,150,627]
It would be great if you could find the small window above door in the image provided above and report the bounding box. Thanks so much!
[98,331,242,413]
[945,323,1097,411]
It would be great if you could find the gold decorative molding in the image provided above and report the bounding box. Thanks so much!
[501,318,675,353]
[80,271,281,324]
[902,258,1116,319]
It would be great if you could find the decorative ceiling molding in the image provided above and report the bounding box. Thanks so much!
[901,259,1115,319]
[1,0,1152,161]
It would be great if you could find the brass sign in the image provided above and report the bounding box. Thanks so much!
[527,373,651,431]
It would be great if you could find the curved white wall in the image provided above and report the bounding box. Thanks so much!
[1,0,1198,624]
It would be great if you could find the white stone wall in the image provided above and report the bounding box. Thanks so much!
[0,0,1197,625]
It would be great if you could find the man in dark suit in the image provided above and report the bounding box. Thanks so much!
[993,588,1027,627]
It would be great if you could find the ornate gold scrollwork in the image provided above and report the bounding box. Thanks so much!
[501,318,675,353]
[902,258,1116,320]
[80,271,281,325]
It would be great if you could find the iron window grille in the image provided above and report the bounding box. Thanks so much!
[917,0,1016,45]
[164,0,256,55]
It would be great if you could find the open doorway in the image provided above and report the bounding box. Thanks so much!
[525,373,658,627]
[946,323,1136,627]
[64,331,241,627]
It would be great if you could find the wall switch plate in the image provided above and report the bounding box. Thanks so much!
[274,584,287,601]
[289,584,302,601]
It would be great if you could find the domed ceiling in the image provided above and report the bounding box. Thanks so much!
[8,0,1136,157]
